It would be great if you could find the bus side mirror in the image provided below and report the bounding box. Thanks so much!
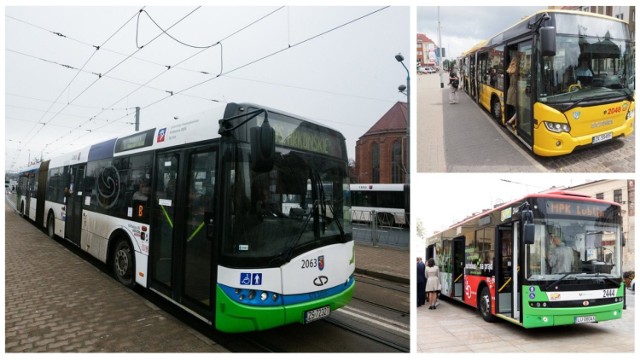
[523,223,535,245]
[250,120,275,172]
[540,26,556,56]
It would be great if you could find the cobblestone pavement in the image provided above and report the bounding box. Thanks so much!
[4,202,228,352]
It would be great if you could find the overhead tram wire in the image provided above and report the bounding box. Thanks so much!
[37,6,202,157]
[6,13,210,76]
[6,48,217,103]
[18,8,144,151]
[41,7,286,157]
[141,6,391,111]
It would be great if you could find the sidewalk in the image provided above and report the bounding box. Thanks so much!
[354,242,409,284]
[416,73,447,172]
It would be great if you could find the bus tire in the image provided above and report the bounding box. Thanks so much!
[47,212,55,239]
[491,97,502,122]
[479,286,495,322]
[112,237,136,288]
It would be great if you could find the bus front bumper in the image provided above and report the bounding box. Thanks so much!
[214,281,354,333]
[522,304,623,328]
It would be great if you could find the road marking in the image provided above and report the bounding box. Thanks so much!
[336,306,410,336]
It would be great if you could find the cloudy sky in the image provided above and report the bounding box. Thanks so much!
[4,5,409,171]
[417,6,545,61]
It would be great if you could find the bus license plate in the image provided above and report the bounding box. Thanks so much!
[575,315,596,324]
[305,306,331,323]
[592,132,613,144]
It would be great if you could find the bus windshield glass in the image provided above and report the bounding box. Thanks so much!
[538,14,633,105]
[224,146,351,265]
[526,199,621,281]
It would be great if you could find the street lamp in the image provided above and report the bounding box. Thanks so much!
[395,53,410,184]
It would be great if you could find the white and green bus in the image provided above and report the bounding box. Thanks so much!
[16,102,355,333]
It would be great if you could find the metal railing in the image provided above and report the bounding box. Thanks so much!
[351,210,409,249]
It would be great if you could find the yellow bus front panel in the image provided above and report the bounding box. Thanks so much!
[533,100,634,156]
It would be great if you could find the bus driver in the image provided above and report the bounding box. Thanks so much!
[548,234,575,273]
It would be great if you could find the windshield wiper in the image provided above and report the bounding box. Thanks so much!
[589,273,621,288]
[543,272,581,291]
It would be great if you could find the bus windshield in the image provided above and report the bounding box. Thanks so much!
[526,216,621,281]
[224,147,351,265]
[539,15,634,106]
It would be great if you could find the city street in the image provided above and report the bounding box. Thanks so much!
[416,290,635,352]
[416,73,635,173]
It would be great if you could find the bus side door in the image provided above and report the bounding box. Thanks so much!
[149,146,218,320]
[65,164,85,246]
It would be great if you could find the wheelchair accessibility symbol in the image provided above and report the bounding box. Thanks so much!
[240,272,263,285]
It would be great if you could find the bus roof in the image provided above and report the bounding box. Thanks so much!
[463,9,629,55]
[429,190,620,237]
[18,102,347,170]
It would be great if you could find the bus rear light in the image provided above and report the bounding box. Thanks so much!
[544,121,571,133]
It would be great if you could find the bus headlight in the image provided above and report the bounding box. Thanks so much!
[544,121,571,133]
[626,109,635,120]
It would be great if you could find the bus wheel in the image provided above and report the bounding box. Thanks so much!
[491,98,502,122]
[47,213,55,239]
[479,287,495,322]
[112,238,136,288]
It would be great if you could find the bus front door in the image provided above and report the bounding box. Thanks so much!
[452,237,465,300]
[514,42,533,146]
[496,224,520,321]
[149,147,218,321]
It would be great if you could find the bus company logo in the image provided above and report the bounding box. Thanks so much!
[591,120,613,129]
[572,111,581,120]
[549,293,561,301]
[313,276,329,287]
[318,256,325,270]
[157,128,167,143]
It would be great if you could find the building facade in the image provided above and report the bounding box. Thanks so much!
[568,180,635,272]
[354,101,407,184]
[417,33,438,68]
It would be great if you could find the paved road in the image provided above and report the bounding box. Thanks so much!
[4,200,228,352]
[416,291,635,352]
[417,73,635,172]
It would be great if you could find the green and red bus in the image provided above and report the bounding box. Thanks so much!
[426,190,625,328]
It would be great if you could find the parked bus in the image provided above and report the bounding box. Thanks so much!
[459,9,634,156]
[426,190,624,328]
[15,102,354,333]
[350,183,409,226]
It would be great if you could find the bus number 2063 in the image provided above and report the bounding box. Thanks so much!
[301,256,324,269]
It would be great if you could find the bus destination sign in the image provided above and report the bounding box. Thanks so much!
[545,201,609,218]
[270,119,343,158]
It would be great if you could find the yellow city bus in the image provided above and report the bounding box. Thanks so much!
[459,10,634,156]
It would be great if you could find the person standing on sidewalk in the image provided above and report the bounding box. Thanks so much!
[448,69,460,104]
[417,257,426,307]
[425,258,441,309]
